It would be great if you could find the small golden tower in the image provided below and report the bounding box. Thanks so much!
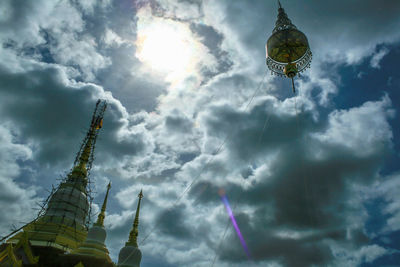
[117,190,143,267]
[70,182,113,262]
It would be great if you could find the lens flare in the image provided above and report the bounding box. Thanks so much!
[220,192,251,259]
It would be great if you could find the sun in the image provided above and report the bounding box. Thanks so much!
[136,23,193,73]
[135,11,199,83]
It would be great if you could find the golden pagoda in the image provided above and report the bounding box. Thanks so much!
[0,100,121,267]
[0,100,148,267]
[71,182,113,261]
[61,182,114,267]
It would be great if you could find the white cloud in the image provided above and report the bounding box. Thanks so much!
[103,28,128,47]
[0,124,39,237]
[330,243,388,266]
[76,0,112,14]
[0,0,110,80]
[313,95,394,157]
[51,33,111,80]
[370,173,400,233]
[1,0,400,266]
[370,47,389,69]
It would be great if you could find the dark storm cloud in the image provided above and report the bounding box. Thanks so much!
[216,0,400,61]
[189,180,220,205]
[190,23,233,82]
[206,0,400,105]
[165,110,193,133]
[204,98,316,161]
[0,65,147,167]
[219,216,334,266]
[1,0,399,266]
[157,204,193,239]
[255,148,381,228]
[104,208,155,263]
[0,0,45,42]
[188,96,393,265]
[141,0,203,21]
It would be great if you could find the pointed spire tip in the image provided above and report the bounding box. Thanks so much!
[94,180,112,226]
[126,190,143,247]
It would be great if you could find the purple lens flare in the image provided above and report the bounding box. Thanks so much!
[219,191,251,259]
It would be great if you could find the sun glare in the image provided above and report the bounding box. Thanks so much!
[135,11,199,83]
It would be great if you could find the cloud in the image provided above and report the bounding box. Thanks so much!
[1,0,400,266]
[0,0,111,80]
[313,95,394,157]
[329,243,388,266]
[199,0,400,104]
[157,204,193,239]
[103,28,128,47]
[134,4,217,87]
[179,94,394,265]
[0,124,40,238]
[0,64,147,167]
[368,173,400,234]
[370,47,389,69]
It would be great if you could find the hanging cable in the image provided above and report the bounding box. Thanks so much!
[291,77,296,94]
[294,93,316,227]
[117,72,270,267]
[257,108,273,145]
[139,72,268,247]
[210,93,275,266]
[211,216,231,267]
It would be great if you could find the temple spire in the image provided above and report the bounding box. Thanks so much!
[5,100,108,253]
[95,182,111,227]
[118,190,143,267]
[126,190,143,248]
[69,182,113,263]
[69,100,106,186]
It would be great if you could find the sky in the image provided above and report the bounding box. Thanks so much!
[0,0,400,266]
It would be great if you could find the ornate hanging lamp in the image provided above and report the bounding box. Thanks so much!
[266,1,312,93]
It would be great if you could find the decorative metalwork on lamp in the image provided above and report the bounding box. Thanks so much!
[266,1,312,92]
